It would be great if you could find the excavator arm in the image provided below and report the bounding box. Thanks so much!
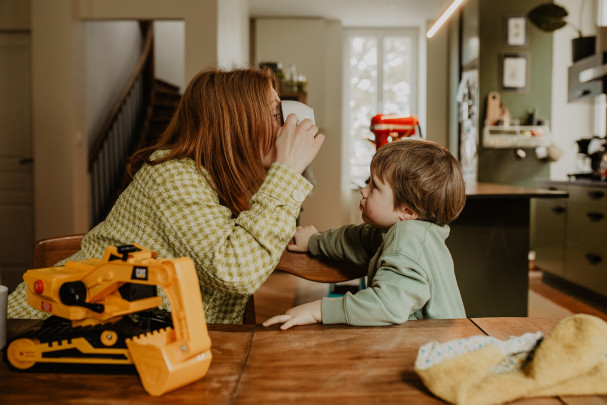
[7,245,212,396]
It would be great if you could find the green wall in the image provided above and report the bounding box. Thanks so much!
[464,0,554,186]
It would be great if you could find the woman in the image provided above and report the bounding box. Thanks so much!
[8,67,324,323]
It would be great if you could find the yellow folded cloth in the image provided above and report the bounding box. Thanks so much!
[415,314,607,405]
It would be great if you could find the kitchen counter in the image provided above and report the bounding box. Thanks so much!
[448,182,568,317]
[536,178,607,188]
[464,182,572,197]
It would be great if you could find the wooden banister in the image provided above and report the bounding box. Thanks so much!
[88,22,154,170]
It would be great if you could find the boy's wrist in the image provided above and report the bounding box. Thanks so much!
[307,232,322,255]
[321,296,347,325]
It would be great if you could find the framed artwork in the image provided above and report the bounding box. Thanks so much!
[500,52,530,92]
[504,15,528,47]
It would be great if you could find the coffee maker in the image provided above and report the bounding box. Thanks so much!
[369,114,423,150]
[571,137,607,180]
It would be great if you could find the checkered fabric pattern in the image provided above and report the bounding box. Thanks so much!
[8,152,312,324]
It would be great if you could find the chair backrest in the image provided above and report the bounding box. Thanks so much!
[274,250,367,283]
[33,234,85,268]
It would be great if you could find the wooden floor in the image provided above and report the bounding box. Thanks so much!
[528,270,607,321]
[254,270,607,323]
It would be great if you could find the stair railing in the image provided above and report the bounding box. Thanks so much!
[88,22,154,226]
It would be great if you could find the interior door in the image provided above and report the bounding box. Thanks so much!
[0,32,33,292]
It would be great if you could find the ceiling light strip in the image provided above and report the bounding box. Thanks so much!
[426,0,465,38]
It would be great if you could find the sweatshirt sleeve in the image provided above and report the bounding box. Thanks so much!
[321,253,431,326]
[308,223,382,267]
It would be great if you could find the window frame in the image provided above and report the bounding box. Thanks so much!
[342,27,419,186]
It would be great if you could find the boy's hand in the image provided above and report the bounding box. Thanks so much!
[287,225,319,252]
[262,300,322,330]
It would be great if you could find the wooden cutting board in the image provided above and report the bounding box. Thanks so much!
[485,91,501,125]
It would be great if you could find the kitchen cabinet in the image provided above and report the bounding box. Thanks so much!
[447,182,565,317]
[535,197,567,277]
[535,180,607,298]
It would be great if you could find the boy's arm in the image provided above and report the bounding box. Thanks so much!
[322,255,431,326]
[308,223,381,266]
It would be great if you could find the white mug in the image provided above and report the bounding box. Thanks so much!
[281,100,315,125]
[0,285,7,351]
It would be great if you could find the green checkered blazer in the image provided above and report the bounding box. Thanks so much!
[8,153,312,323]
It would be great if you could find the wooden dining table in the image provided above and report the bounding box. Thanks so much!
[1,317,605,404]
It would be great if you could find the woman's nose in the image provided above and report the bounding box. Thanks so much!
[360,185,368,198]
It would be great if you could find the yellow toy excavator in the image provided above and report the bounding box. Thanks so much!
[6,244,212,396]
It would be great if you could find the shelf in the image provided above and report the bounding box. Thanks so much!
[482,124,551,148]
[280,91,307,104]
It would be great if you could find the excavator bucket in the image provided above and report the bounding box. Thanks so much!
[127,256,212,396]
[126,326,212,396]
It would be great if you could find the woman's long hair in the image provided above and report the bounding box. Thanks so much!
[127,67,278,217]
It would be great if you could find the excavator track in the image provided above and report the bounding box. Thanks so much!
[6,310,172,370]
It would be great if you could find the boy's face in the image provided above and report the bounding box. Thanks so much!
[359,174,417,229]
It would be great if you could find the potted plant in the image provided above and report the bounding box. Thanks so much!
[527,2,595,62]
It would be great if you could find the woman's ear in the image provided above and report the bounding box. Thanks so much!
[397,206,418,221]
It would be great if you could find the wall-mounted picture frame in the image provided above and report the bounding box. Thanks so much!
[500,52,530,92]
[504,15,528,47]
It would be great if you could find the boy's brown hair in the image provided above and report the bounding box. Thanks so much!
[370,139,466,226]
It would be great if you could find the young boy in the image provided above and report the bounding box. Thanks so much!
[263,139,467,330]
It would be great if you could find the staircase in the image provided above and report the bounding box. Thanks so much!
[88,22,184,226]
[91,79,181,226]
[139,79,181,148]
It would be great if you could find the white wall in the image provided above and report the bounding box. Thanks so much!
[218,0,249,68]
[150,1,251,94]
[85,21,142,139]
[255,18,347,231]
[551,0,596,180]
[154,21,185,92]
[250,0,449,27]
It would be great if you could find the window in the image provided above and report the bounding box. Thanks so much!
[344,28,418,185]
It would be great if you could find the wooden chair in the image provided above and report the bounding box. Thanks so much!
[274,250,366,284]
[245,251,366,324]
[31,235,365,325]
[33,234,85,268]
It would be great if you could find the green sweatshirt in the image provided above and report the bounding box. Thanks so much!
[311,220,466,325]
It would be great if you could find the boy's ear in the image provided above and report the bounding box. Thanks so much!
[397,206,418,221]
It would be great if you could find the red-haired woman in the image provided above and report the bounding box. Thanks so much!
[8,67,324,323]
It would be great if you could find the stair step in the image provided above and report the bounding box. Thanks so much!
[154,79,181,93]
[155,92,181,105]
[153,98,179,108]
[153,102,177,112]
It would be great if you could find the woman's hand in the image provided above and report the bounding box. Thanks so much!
[262,300,322,330]
[287,225,318,252]
[275,114,325,174]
